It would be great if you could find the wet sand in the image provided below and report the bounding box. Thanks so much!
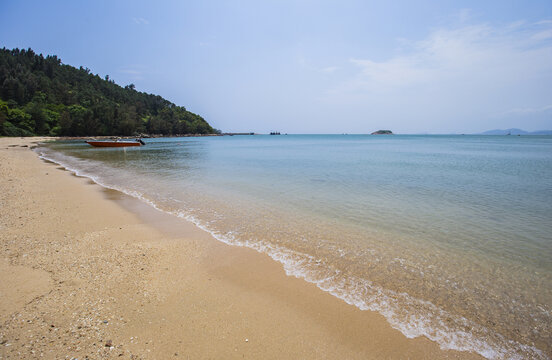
[0,137,482,359]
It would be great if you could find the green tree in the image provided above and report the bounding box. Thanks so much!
[0,47,216,137]
[59,110,72,136]
[0,99,7,131]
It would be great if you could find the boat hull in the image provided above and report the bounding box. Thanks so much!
[86,141,142,147]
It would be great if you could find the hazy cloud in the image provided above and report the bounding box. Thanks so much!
[456,8,475,23]
[132,17,149,25]
[321,66,339,73]
[532,29,552,41]
[347,22,552,91]
[329,19,552,132]
[496,104,552,116]
[119,66,145,81]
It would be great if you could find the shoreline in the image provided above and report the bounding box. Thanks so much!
[0,137,481,359]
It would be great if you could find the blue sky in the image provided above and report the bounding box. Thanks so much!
[1,0,551,133]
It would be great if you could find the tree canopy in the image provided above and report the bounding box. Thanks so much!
[0,47,215,137]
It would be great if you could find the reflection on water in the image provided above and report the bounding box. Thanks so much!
[38,135,552,359]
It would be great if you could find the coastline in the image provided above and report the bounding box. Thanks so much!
[0,137,482,359]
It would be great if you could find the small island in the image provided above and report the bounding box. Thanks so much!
[371,130,393,135]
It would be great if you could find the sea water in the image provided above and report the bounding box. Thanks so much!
[37,135,552,359]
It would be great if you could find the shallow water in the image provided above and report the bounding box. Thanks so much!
[37,135,552,359]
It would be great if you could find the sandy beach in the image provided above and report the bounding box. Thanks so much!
[0,137,482,359]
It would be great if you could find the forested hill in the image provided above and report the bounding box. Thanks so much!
[0,48,216,136]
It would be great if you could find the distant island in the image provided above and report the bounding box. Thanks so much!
[0,47,216,137]
[371,130,393,135]
[479,128,552,135]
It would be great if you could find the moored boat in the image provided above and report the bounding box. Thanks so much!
[86,139,146,147]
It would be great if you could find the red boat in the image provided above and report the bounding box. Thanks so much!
[86,139,146,147]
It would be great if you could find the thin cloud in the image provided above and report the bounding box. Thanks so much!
[321,66,339,73]
[132,17,149,25]
[532,29,552,41]
[119,66,145,81]
[456,8,475,23]
[327,18,552,132]
[348,57,429,90]
[297,55,339,74]
[350,19,552,86]
[496,105,552,117]
[342,21,552,92]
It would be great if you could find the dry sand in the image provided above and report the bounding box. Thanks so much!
[0,137,482,359]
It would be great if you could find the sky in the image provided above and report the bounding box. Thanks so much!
[1,0,551,134]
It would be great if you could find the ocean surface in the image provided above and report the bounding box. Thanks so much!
[37,135,552,359]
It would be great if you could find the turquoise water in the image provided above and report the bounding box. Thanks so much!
[38,135,552,359]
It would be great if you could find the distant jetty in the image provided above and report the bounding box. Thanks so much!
[371,130,393,135]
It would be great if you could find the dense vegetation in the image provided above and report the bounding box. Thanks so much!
[0,48,216,136]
